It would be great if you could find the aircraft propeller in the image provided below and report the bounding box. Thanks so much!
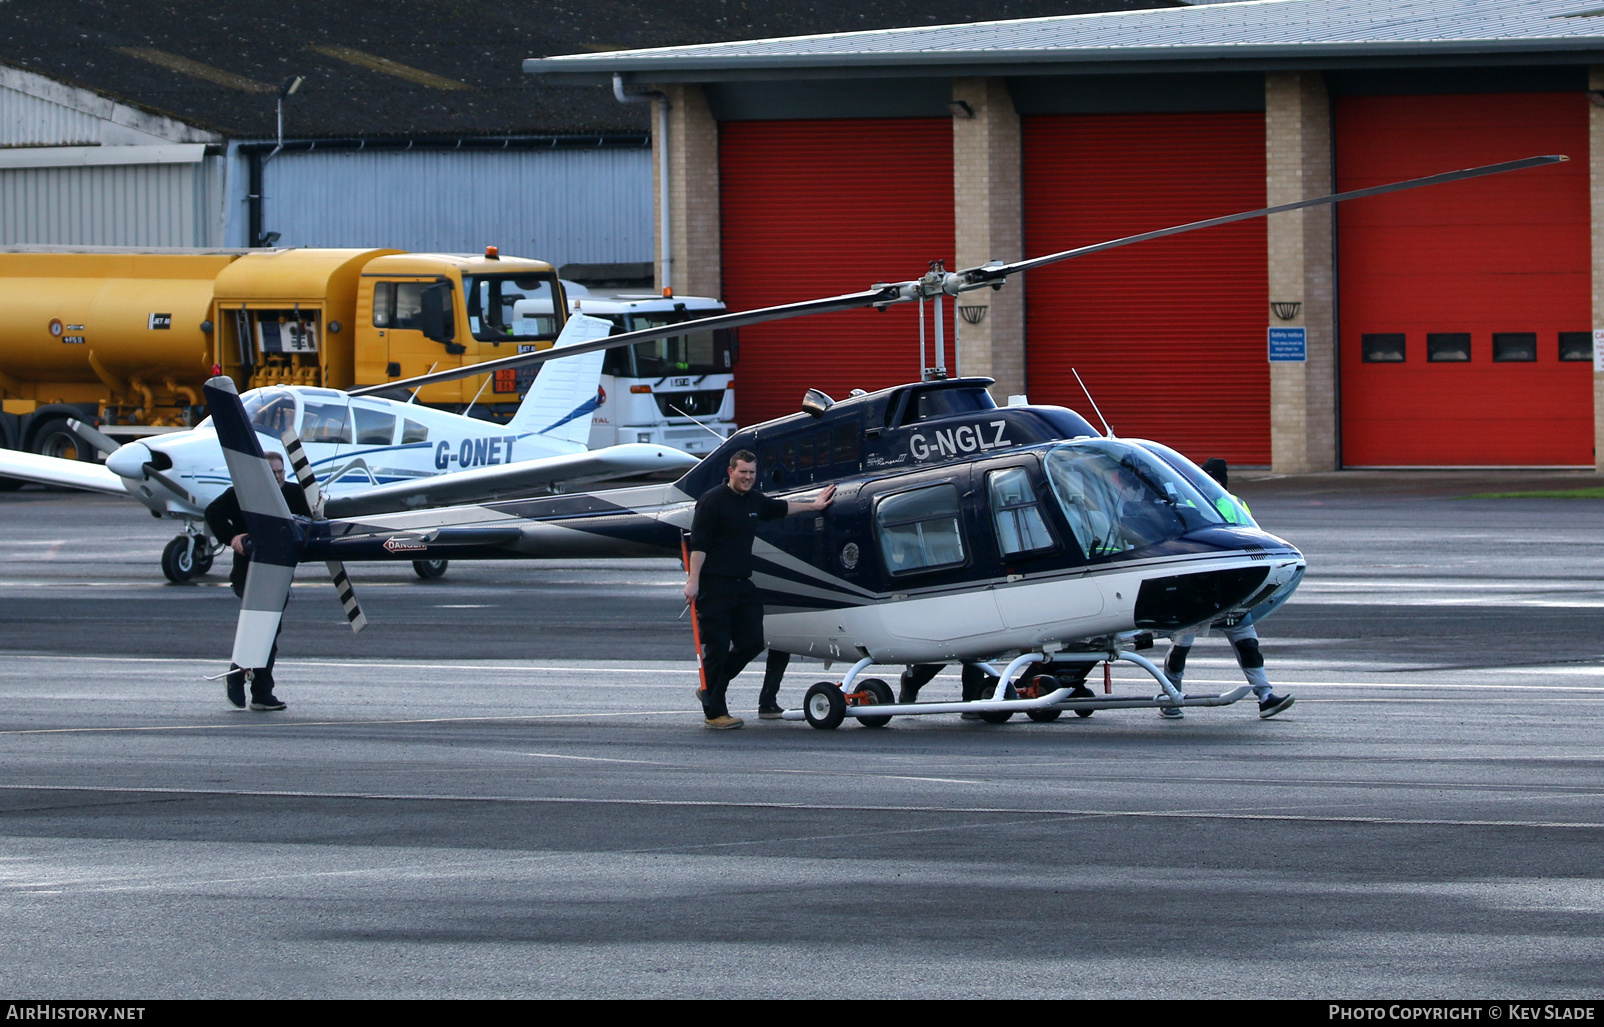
[279,427,368,633]
[350,154,1566,399]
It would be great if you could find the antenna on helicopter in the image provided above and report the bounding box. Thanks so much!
[1073,368,1115,438]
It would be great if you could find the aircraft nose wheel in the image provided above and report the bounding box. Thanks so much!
[161,535,205,583]
[803,681,846,730]
[412,559,449,579]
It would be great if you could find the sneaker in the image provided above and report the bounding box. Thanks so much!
[704,715,743,730]
[225,672,246,710]
[249,695,287,712]
[758,706,786,720]
[1158,705,1185,719]
[1259,693,1295,719]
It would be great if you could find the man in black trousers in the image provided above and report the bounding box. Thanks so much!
[684,449,834,729]
[204,451,310,711]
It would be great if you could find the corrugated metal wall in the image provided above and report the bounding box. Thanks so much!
[0,85,102,146]
[0,160,221,246]
[258,147,653,267]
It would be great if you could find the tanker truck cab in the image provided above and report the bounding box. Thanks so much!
[526,284,734,456]
[356,251,564,414]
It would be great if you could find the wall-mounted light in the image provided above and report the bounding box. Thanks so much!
[947,99,974,119]
[959,305,988,324]
[1271,301,1302,321]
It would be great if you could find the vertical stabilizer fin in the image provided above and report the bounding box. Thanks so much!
[506,312,615,445]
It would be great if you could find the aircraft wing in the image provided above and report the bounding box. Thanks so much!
[322,443,697,518]
[0,449,129,496]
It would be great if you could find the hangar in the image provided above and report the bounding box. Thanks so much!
[528,0,1604,471]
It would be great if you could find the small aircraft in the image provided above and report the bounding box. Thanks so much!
[0,313,699,582]
[202,154,1562,727]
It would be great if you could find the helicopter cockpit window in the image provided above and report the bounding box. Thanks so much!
[1044,441,1226,557]
[987,467,1055,557]
[908,387,997,424]
[242,390,299,438]
[300,401,352,445]
[876,483,966,575]
[1134,440,1256,527]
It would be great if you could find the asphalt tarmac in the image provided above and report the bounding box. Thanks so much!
[2,473,1604,999]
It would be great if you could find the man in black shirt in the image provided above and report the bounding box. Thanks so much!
[685,449,834,729]
[204,451,311,711]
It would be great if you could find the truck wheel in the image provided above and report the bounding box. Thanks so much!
[803,681,846,730]
[32,418,88,461]
[412,559,448,579]
[161,536,197,583]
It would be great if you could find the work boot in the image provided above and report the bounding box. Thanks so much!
[704,715,743,730]
[225,667,246,710]
[249,694,287,712]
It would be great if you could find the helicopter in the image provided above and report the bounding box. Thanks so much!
[0,313,697,582]
[201,153,1562,728]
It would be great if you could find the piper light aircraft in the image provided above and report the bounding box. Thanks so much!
[0,313,697,581]
[202,154,1562,728]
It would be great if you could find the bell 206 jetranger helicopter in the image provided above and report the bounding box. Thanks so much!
[202,154,1562,728]
[0,313,697,582]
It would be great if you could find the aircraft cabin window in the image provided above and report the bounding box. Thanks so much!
[1361,333,1406,363]
[1560,332,1593,362]
[1492,332,1536,362]
[876,483,966,575]
[987,467,1055,557]
[244,391,297,437]
[401,419,429,444]
[352,406,396,446]
[1427,333,1471,363]
[300,401,352,445]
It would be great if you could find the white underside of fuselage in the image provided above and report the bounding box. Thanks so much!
[762,551,1304,665]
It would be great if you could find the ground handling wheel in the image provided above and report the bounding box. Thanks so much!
[803,681,846,730]
[412,559,449,579]
[160,535,200,583]
[1070,682,1097,718]
[852,678,894,728]
[1023,674,1063,722]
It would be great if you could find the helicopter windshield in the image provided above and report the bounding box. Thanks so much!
[1133,440,1256,527]
[1044,440,1228,558]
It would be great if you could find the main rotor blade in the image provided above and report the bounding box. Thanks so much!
[349,286,899,398]
[958,154,1567,287]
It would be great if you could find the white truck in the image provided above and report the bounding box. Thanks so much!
[518,283,736,457]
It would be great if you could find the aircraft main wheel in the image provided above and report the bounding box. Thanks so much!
[803,681,846,730]
[160,535,198,583]
[856,678,893,729]
[412,559,449,579]
[1069,683,1097,718]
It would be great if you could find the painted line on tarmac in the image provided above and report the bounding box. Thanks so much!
[0,709,689,736]
[1,782,1600,831]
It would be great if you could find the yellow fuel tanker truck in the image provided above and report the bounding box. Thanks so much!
[0,246,567,466]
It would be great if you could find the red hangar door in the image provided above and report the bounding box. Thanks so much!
[1022,112,1269,466]
[1336,93,1591,467]
[719,119,955,427]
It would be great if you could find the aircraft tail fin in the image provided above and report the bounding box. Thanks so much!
[202,375,305,669]
[506,312,615,446]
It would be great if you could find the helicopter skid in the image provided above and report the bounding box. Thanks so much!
[781,649,1255,725]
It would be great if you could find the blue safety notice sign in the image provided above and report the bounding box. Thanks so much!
[1268,326,1306,362]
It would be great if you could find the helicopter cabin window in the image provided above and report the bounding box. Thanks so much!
[1492,332,1536,362]
[401,418,429,444]
[300,401,352,445]
[244,390,298,438]
[1427,333,1471,363]
[1361,333,1406,363]
[466,274,559,343]
[987,467,1055,557]
[832,423,861,466]
[876,483,966,575]
[1559,332,1593,362]
[352,406,396,446]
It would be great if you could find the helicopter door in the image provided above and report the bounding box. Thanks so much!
[870,475,1005,645]
[985,462,1104,631]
